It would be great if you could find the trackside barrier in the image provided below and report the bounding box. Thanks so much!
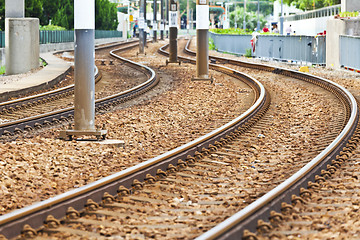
[210,32,326,65]
[340,35,360,72]
[256,35,326,64]
[210,32,252,56]
[0,30,123,47]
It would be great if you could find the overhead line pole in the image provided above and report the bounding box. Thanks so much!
[192,0,212,82]
[243,0,246,30]
[153,0,157,42]
[60,0,107,140]
[160,0,164,40]
[138,0,145,54]
[166,0,169,38]
[167,0,180,64]
[280,0,284,34]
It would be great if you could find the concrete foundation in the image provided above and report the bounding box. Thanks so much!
[341,0,360,12]
[5,18,40,75]
[5,0,24,18]
[326,18,360,69]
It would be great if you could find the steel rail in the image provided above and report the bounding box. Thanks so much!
[0,42,146,137]
[182,39,359,240]
[0,40,139,114]
[0,44,268,239]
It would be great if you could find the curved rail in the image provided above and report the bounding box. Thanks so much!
[0,40,140,119]
[0,44,268,239]
[181,38,359,239]
[0,41,144,137]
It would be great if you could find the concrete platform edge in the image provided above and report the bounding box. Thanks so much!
[0,65,71,102]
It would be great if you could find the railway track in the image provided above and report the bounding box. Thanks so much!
[0,42,268,239]
[179,38,359,239]
[0,40,155,138]
[0,40,358,239]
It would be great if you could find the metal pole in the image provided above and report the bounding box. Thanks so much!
[153,0,157,42]
[139,0,145,53]
[243,0,246,30]
[144,0,147,46]
[257,0,260,31]
[167,0,179,64]
[74,0,95,132]
[160,0,164,39]
[166,0,169,38]
[190,8,193,30]
[187,0,190,34]
[5,0,24,18]
[60,0,106,140]
[194,0,211,81]
[280,0,284,34]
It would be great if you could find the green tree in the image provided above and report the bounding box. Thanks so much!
[229,6,267,30]
[25,0,43,19]
[280,0,340,11]
[95,0,118,30]
[51,0,74,29]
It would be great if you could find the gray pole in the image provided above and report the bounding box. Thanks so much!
[167,0,179,64]
[187,0,190,34]
[280,0,284,34]
[193,0,211,81]
[60,0,106,140]
[243,0,246,30]
[166,0,169,38]
[153,0,157,42]
[160,0,164,40]
[257,0,260,31]
[5,0,24,18]
[139,0,145,53]
[144,0,147,47]
[74,0,95,131]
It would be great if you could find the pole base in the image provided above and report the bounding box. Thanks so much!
[165,59,181,66]
[59,129,108,141]
[191,75,214,84]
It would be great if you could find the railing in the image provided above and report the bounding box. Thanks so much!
[0,30,123,48]
[340,35,360,72]
[210,32,252,56]
[210,32,326,65]
[256,35,326,64]
[284,4,340,21]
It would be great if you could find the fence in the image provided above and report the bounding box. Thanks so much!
[340,35,360,71]
[0,30,123,48]
[210,32,252,56]
[210,32,326,65]
[284,4,340,22]
[256,35,326,64]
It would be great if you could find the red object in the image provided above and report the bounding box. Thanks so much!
[262,27,269,33]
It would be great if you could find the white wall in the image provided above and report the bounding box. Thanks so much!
[284,16,330,36]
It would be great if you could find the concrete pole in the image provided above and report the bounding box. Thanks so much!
[5,0,24,18]
[153,0,157,42]
[194,0,210,81]
[139,0,145,53]
[160,0,164,40]
[243,0,246,30]
[168,0,178,63]
[280,0,284,35]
